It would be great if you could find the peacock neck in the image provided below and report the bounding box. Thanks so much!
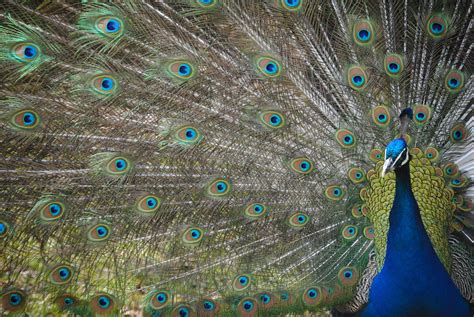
[384,161,436,266]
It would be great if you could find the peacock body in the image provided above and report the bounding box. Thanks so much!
[0,0,473,316]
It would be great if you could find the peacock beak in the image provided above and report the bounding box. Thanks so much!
[381,157,394,178]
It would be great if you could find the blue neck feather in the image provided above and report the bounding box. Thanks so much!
[362,161,470,317]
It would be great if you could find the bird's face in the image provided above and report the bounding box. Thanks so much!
[382,138,409,177]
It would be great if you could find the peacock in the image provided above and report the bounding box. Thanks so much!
[0,0,473,316]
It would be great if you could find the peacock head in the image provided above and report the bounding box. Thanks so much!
[382,138,409,177]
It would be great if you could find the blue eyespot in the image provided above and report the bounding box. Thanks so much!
[307,288,317,298]
[49,203,62,216]
[253,204,264,214]
[101,78,114,91]
[453,131,462,140]
[96,226,108,238]
[243,300,253,311]
[239,276,249,285]
[343,135,353,145]
[416,112,425,120]
[261,294,270,303]
[23,112,36,126]
[106,19,121,33]
[199,0,214,4]
[265,62,278,75]
[448,78,460,88]
[284,0,300,7]
[452,179,461,185]
[146,198,157,208]
[281,293,289,301]
[23,45,38,59]
[269,114,282,126]
[430,22,444,34]
[59,268,70,280]
[0,223,5,235]
[300,161,311,172]
[333,189,341,196]
[377,114,387,123]
[178,63,192,77]
[351,75,364,87]
[355,172,362,179]
[297,215,306,223]
[190,229,201,239]
[178,307,189,317]
[387,62,400,73]
[98,296,110,308]
[203,300,214,310]
[9,293,22,306]
[64,297,74,306]
[216,181,227,193]
[184,128,197,140]
[344,270,353,278]
[115,159,127,171]
[357,29,370,42]
[156,293,167,303]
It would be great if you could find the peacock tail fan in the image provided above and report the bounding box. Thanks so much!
[0,0,472,315]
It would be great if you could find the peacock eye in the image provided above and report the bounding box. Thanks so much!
[335,129,356,148]
[233,274,251,291]
[206,178,231,198]
[353,20,375,46]
[96,17,123,37]
[412,104,431,126]
[106,156,131,175]
[324,185,345,201]
[196,0,218,7]
[11,109,40,130]
[259,110,286,129]
[166,60,197,81]
[244,203,267,219]
[384,54,404,77]
[0,220,11,238]
[338,267,359,286]
[444,70,465,93]
[342,225,358,240]
[149,290,171,309]
[92,75,118,95]
[87,223,111,242]
[90,293,115,314]
[54,294,78,310]
[363,226,375,239]
[136,194,161,215]
[287,212,309,228]
[348,167,366,184]
[302,287,322,306]
[182,227,204,245]
[255,56,283,78]
[279,0,303,11]
[40,202,65,222]
[3,290,27,312]
[449,122,467,143]
[49,264,74,285]
[174,125,203,145]
[426,15,448,39]
[12,43,40,62]
[347,66,368,90]
[243,300,253,310]
[289,157,314,175]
